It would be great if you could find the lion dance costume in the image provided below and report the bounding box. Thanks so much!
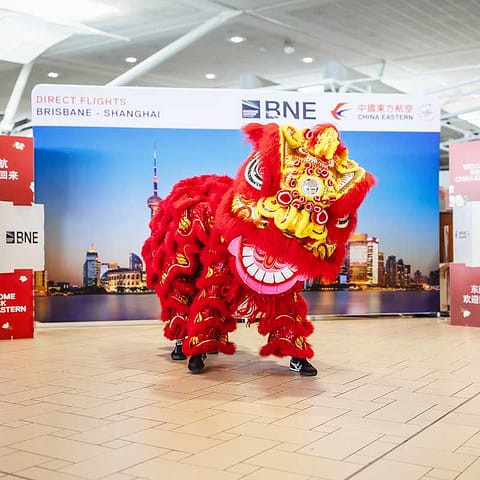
[142,122,375,374]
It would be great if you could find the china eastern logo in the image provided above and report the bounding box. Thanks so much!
[330,102,351,120]
[418,103,436,121]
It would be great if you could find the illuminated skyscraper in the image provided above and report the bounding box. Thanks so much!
[378,251,385,286]
[347,234,383,285]
[385,255,397,287]
[147,148,161,218]
[129,252,143,271]
[367,236,379,285]
[83,244,100,287]
[397,259,411,288]
[34,270,48,296]
[348,233,369,283]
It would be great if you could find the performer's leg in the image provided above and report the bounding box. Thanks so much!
[183,293,237,373]
[171,337,218,361]
[161,277,198,361]
[182,240,239,373]
[182,283,238,373]
[257,291,317,376]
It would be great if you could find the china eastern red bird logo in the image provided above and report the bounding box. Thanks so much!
[330,102,350,120]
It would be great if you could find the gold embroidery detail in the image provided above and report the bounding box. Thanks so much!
[294,336,305,349]
[178,214,191,234]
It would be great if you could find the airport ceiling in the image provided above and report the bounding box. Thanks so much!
[1,0,480,170]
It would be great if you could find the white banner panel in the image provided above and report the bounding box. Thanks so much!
[32,84,440,132]
[0,202,45,272]
[453,201,480,267]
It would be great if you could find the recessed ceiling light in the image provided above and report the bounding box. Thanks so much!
[47,71,59,78]
[283,40,295,55]
[302,57,314,63]
[205,73,216,80]
[125,56,137,63]
[229,35,246,44]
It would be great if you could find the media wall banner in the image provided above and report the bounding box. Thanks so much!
[31,85,441,322]
[0,135,36,339]
[449,140,480,327]
[449,140,480,207]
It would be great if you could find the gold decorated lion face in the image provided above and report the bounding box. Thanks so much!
[230,123,374,264]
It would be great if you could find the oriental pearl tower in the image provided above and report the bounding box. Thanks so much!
[147,148,161,218]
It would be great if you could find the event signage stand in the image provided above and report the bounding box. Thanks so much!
[449,140,480,326]
[31,85,441,321]
[0,135,44,339]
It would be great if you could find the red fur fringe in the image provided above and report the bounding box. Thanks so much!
[259,339,314,358]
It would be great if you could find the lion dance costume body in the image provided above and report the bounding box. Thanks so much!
[142,122,375,374]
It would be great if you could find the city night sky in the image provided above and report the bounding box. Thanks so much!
[33,126,439,286]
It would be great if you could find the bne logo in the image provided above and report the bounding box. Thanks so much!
[6,231,39,244]
[242,99,317,120]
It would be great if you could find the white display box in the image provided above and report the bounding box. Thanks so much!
[0,201,45,273]
[453,201,480,267]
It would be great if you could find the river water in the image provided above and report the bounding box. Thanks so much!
[35,290,439,323]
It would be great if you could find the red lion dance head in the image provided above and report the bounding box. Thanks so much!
[217,122,376,293]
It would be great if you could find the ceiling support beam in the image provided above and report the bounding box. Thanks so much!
[423,76,480,95]
[0,61,33,135]
[440,132,480,152]
[441,106,480,121]
[107,10,241,86]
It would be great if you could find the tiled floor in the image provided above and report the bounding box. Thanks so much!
[2,316,480,480]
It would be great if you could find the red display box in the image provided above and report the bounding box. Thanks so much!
[1,135,35,339]
[0,136,33,206]
[450,263,480,327]
[0,269,34,339]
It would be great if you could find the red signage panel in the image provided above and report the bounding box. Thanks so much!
[0,135,35,339]
[0,135,34,206]
[0,269,34,339]
[449,140,480,205]
[450,263,480,327]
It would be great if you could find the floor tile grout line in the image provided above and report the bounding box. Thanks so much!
[0,472,32,479]
[344,390,480,479]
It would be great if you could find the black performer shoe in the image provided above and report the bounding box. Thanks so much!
[289,357,318,376]
[188,354,206,373]
[171,340,187,361]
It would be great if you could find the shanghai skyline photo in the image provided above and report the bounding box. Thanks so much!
[33,126,439,288]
